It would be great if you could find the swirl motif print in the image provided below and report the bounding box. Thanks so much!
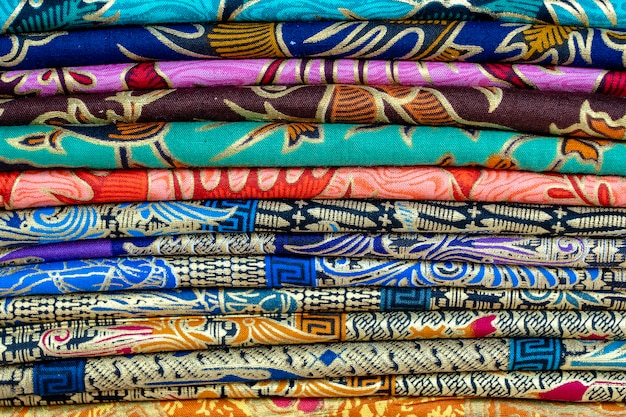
[2,22,626,70]
[1,60,625,98]
[1,339,626,398]
[0,0,625,32]
[0,0,623,409]
[0,310,621,365]
[0,254,622,297]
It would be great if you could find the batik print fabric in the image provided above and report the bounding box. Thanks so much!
[4,22,626,71]
[4,60,626,98]
[1,397,625,416]
[4,123,626,175]
[2,287,626,327]
[7,372,626,405]
[3,233,624,269]
[2,3,625,413]
[2,0,626,32]
[2,86,625,142]
[8,199,626,249]
[1,168,625,208]
[4,311,626,365]
[2,255,624,297]
[3,339,626,399]
[3,169,626,210]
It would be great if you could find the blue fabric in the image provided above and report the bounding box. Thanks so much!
[3,21,626,70]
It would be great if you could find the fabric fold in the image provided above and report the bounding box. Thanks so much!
[3,311,626,365]
[1,397,626,415]
[1,339,626,398]
[5,371,625,405]
[2,0,626,32]
[2,86,625,142]
[0,255,622,297]
[4,198,626,249]
[3,22,626,71]
[1,168,625,207]
[0,287,625,327]
[0,233,622,268]
[1,122,625,175]
[3,60,625,98]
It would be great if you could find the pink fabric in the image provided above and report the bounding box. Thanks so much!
[1,166,623,209]
[0,59,613,97]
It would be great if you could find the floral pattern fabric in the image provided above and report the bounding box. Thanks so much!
[3,60,626,98]
[1,0,626,32]
[1,122,626,175]
[2,86,626,143]
[3,22,626,71]
[1,0,626,412]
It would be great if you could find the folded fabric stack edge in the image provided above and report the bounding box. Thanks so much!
[2,1,626,416]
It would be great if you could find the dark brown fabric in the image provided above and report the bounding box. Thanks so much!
[3,85,625,140]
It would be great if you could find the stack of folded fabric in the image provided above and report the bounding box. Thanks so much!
[0,1,626,416]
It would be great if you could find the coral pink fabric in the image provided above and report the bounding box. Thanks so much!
[1,166,622,209]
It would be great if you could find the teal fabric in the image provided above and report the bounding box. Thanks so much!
[1,0,625,32]
[0,121,624,175]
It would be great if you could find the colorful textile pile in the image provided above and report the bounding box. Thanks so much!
[1,1,626,415]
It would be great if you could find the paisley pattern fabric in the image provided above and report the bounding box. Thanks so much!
[3,60,626,98]
[1,167,626,208]
[2,232,625,269]
[3,338,626,398]
[2,86,626,142]
[5,397,626,417]
[3,22,626,71]
[3,311,626,365]
[1,0,626,32]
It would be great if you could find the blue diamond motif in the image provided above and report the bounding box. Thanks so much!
[319,349,338,366]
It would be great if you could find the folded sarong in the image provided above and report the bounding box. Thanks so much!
[0,233,621,268]
[2,86,624,142]
[2,167,626,210]
[5,371,624,405]
[3,60,625,97]
[0,122,624,174]
[3,198,626,247]
[4,311,625,365]
[1,287,624,326]
[0,255,622,297]
[4,22,626,70]
[2,0,624,32]
[1,339,625,399]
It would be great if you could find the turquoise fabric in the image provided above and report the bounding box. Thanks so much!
[0,121,624,175]
[0,0,625,32]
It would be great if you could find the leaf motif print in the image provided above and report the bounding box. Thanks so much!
[560,137,611,166]
[7,122,175,168]
[208,23,287,59]
[0,32,67,68]
[211,122,323,161]
[27,90,173,125]
[2,0,118,33]
[522,25,576,59]
[544,0,617,27]
[550,100,626,139]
